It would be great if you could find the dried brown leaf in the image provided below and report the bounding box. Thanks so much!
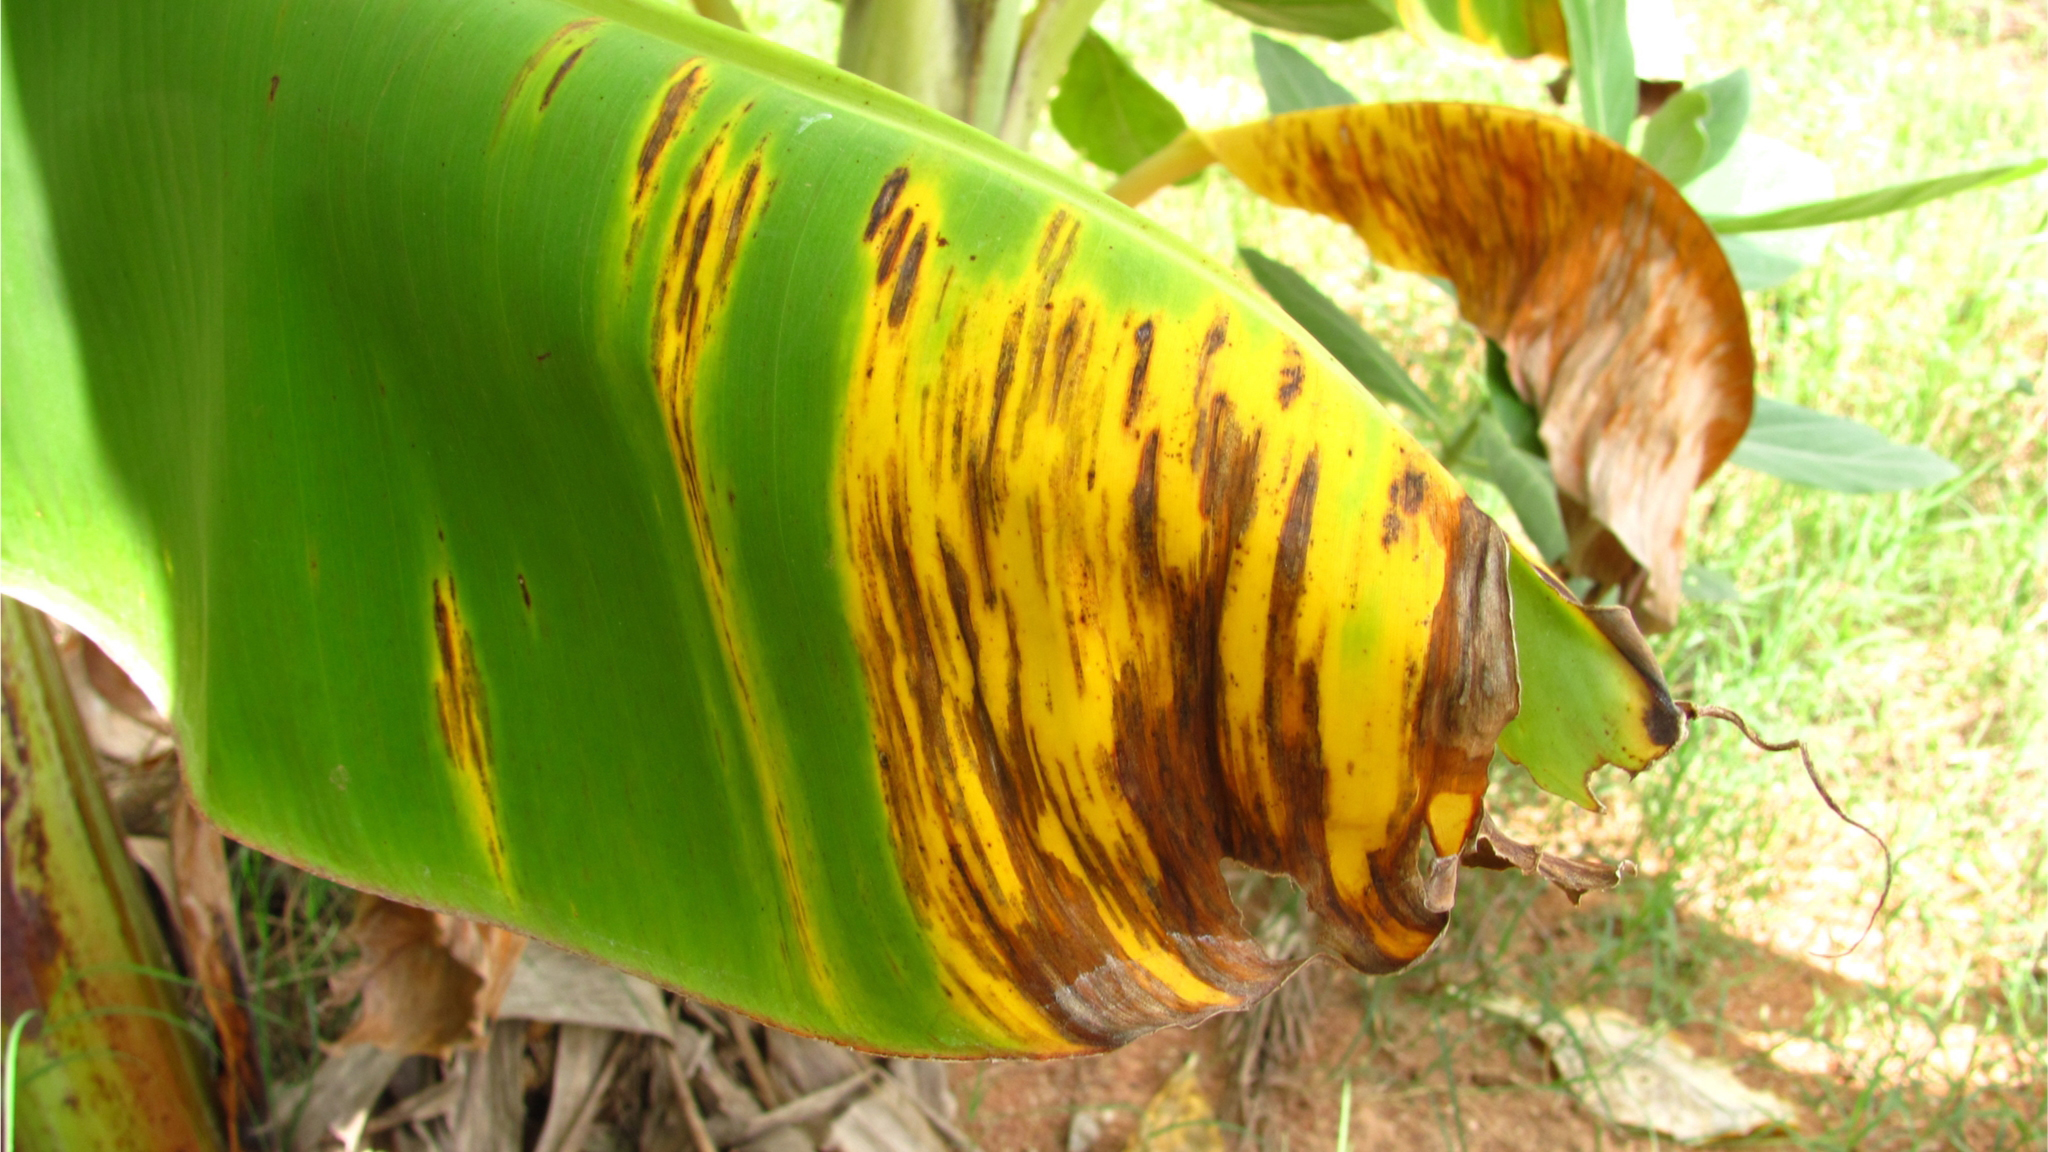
[1131,104,1754,630]
[171,791,265,1147]
[329,896,524,1057]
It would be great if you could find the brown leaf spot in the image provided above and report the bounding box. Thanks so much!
[330,896,527,1057]
[874,208,914,286]
[540,45,586,111]
[636,66,706,204]
[887,225,928,329]
[431,577,508,883]
[1276,345,1304,409]
[1123,319,1155,428]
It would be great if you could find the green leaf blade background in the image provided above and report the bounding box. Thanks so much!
[1252,32,1359,114]
[1730,397,1961,492]
[1050,31,1190,174]
[1560,0,1634,143]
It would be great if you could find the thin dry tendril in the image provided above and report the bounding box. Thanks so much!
[1676,701,1893,959]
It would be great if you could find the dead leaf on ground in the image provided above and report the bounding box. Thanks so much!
[532,1024,627,1152]
[1483,995,1796,1141]
[498,940,671,1037]
[1116,103,1753,631]
[328,895,525,1056]
[825,1076,946,1152]
[1125,1054,1224,1152]
[271,1042,408,1152]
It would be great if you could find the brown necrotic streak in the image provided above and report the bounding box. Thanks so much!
[1277,345,1304,408]
[1123,320,1155,429]
[719,161,763,282]
[540,45,586,110]
[431,578,508,881]
[1333,502,1515,973]
[887,226,928,329]
[874,210,915,285]
[636,66,706,204]
[866,168,909,241]
[498,18,599,127]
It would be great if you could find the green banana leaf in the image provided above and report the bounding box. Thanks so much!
[2,0,1677,1056]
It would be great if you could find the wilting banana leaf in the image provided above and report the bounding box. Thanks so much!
[1115,103,1753,632]
[3,0,1678,1057]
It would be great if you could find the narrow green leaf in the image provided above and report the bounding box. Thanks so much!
[1237,247,1443,424]
[1251,33,1357,115]
[1482,340,1542,457]
[1477,418,1568,563]
[1049,31,1189,175]
[1706,159,2047,234]
[1560,0,1634,143]
[1729,397,1960,492]
[1638,69,1748,187]
[1208,0,1398,42]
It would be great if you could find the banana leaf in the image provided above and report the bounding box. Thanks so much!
[1,0,1677,1056]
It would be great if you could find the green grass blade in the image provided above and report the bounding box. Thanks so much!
[1706,159,2047,234]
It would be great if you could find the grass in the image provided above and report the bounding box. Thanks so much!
[225,848,360,1093]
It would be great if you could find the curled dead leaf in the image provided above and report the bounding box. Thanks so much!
[329,895,526,1057]
[1114,103,1753,630]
